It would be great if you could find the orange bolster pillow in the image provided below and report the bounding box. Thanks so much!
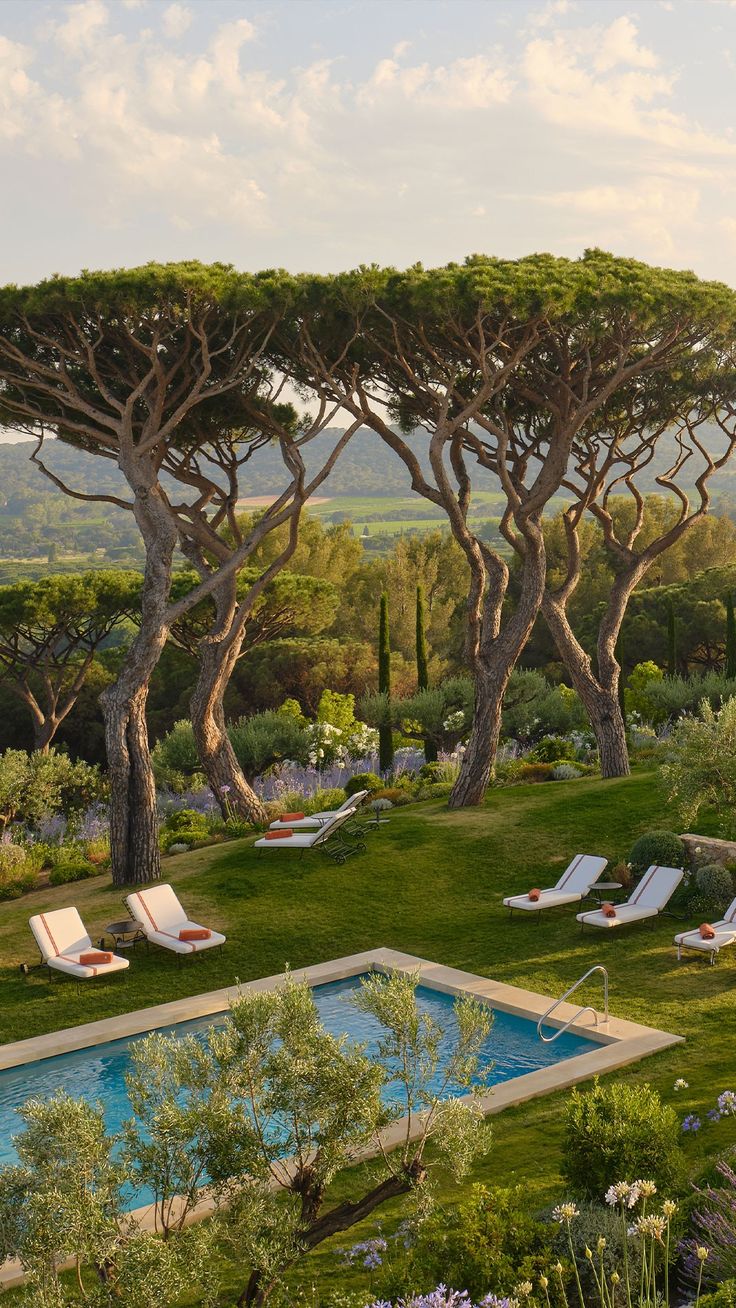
[280,812,305,822]
[265,829,294,840]
[528,888,541,902]
[79,951,113,965]
[699,923,716,940]
[602,902,617,919]
[179,928,211,942]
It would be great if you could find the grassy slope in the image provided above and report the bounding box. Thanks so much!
[1,768,734,1303]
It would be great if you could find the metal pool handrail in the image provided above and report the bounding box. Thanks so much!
[537,964,609,1044]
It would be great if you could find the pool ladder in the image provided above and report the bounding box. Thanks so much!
[537,964,609,1044]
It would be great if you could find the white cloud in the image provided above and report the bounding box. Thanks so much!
[53,0,108,54]
[358,51,514,108]
[1,0,736,290]
[161,4,192,39]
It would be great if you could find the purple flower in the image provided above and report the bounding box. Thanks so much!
[718,1091,736,1116]
[344,1236,387,1270]
[682,1114,701,1132]
[220,785,231,794]
[708,1109,722,1123]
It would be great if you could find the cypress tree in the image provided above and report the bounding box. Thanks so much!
[378,592,394,773]
[416,585,437,763]
[667,597,677,677]
[727,593,736,680]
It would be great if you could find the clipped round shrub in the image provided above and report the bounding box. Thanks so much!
[0,844,29,875]
[48,859,97,887]
[530,735,575,763]
[693,862,735,913]
[552,763,582,780]
[345,772,382,797]
[562,1077,683,1198]
[167,841,190,855]
[629,829,685,876]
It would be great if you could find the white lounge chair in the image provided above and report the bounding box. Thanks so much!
[674,896,736,964]
[255,807,366,864]
[577,864,684,931]
[125,884,226,956]
[503,854,608,916]
[29,908,129,980]
[268,790,368,830]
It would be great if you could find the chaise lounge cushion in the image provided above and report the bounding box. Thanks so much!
[125,885,226,954]
[29,908,129,979]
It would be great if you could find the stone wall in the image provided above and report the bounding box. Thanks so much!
[680,833,736,866]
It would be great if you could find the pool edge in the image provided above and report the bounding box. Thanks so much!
[0,946,683,1290]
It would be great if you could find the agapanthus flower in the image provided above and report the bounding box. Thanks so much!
[633,1214,667,1241]
[682,1114,701,1132]
[605,1181,633,1206]
[718,1090,736,1116]
[707,1109,722,1123]
[674,1078,689,1091]
[552,1202,579,1223]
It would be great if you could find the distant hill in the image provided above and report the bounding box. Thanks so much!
[0,425,733,573]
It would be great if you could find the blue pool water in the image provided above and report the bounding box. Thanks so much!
[0,975,598,1204]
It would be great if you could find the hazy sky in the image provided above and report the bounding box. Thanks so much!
[2,0,736,287]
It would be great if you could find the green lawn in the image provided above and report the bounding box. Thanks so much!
[1,767,734,1303]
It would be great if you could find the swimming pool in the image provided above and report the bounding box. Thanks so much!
[0,973,598,1205]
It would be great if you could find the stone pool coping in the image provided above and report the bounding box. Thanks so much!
[0,946,682,1288]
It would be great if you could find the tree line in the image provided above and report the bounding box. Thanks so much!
[2,251,736,884]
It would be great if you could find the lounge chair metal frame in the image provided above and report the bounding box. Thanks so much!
[674,896,736,964]
[577,865,684,933]
[256,807,367,864]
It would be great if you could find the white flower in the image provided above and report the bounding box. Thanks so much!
[552,1202,579,1223]
[674,1078,689,1091]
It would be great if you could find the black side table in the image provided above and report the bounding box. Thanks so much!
[103,919,145,950]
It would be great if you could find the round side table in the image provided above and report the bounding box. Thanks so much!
[589,881,628,905]
[103,919,145,950]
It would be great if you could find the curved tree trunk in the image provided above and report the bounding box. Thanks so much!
[102,676,162,885]
[450,527,547,808]
[190,630,267,823]
[101,470,178,886]
[448,669,506,806]
[542,595,630,779]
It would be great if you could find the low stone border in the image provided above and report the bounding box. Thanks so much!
[0,947,683,1288]
[680,833,736,866]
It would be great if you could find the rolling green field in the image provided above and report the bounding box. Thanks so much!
[0,768,733,1302]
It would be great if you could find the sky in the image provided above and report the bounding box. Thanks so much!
[2,0,736,290]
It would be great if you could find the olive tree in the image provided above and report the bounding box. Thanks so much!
[0,973,492,1307]
[0,264,358,881]
[121,970,491,1308]
[0,570,140,753]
